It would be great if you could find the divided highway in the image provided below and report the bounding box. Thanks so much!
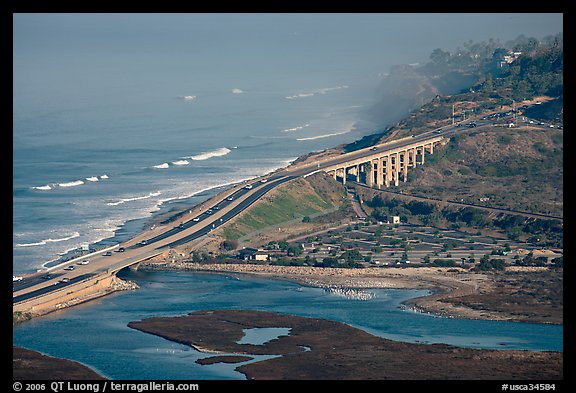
[13,130,456,304]
[13,174,297,303]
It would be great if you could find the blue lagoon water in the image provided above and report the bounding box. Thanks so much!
[12,270,563,380]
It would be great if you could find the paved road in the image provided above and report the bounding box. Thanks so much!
[13,174,297,302]
[14,115,523,303]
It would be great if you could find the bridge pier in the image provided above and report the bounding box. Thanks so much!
[129,262,141,272]
[322,136,443,190]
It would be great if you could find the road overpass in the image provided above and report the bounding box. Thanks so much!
[321,136,443,187]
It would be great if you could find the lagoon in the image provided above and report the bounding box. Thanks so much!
[12,270,563,380]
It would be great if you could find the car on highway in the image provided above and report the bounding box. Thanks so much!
[60,277,70,283]
[116,247,125,252]
[260,179,268,183]
[77,260,90,265]
[42,274,54,280]
[13,276,23,282]
[64,265,75,271]
[193,217,200,222]
[140,240,148,245]
[103,251,113,256]
[244,184,253,190]
[226,196,234,201]
[207,210,213,215]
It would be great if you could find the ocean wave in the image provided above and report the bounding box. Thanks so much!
[172,160,190,166]
[318,85,348,94]
[286,85,349,100]
[32,174,108,191]
[184,147,231,161]
[153,163,170,169]
[282,123,310,133]
[16,231,81,248]
[231,88,244,94]
[286,92,315,100]
[297,129,353,141]
[32,184,52,191]
[107,191,162,206]
[59,180,85,187]
[180,95,197,101]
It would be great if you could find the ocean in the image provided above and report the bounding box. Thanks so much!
[13,13,563,274]
[13,14,381,274]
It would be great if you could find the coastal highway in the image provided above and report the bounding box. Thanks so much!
[13,174,298,302]
[13,127,469,304]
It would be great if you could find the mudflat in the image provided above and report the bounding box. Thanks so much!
[13,346,106,380]
[128,309,562,380]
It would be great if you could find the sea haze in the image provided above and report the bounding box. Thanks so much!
[13,13,563,274]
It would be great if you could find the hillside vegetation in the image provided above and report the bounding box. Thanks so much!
[220,174,347,241]
[406,126,563,218]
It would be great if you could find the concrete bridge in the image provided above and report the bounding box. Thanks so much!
[322,135,444,188]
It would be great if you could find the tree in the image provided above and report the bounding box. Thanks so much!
[430,48,451,65]
[340,249,363,262]
[220,239,238,251]
[287,244,303,257]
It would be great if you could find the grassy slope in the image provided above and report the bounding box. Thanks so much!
[221,174,344,241]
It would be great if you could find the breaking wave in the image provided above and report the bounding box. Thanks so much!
[297,129,353,141]
[153,163,170,169]
[231,88,244,94]
[31,175,109,191]
[107,191,162,206]
[172,160,190,166]
[286,85,349,100]
[282,123,310,133]
[16,231,81,248]
[59,180,85,187]
[184,147,231,161]
[32,185,52,191]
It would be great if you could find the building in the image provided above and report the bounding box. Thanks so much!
[238,248,270,261]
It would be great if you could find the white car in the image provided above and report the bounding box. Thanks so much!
[77,260,90,265]
[13,276,23,282]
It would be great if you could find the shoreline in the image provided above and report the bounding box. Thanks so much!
[139,261,562,325]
